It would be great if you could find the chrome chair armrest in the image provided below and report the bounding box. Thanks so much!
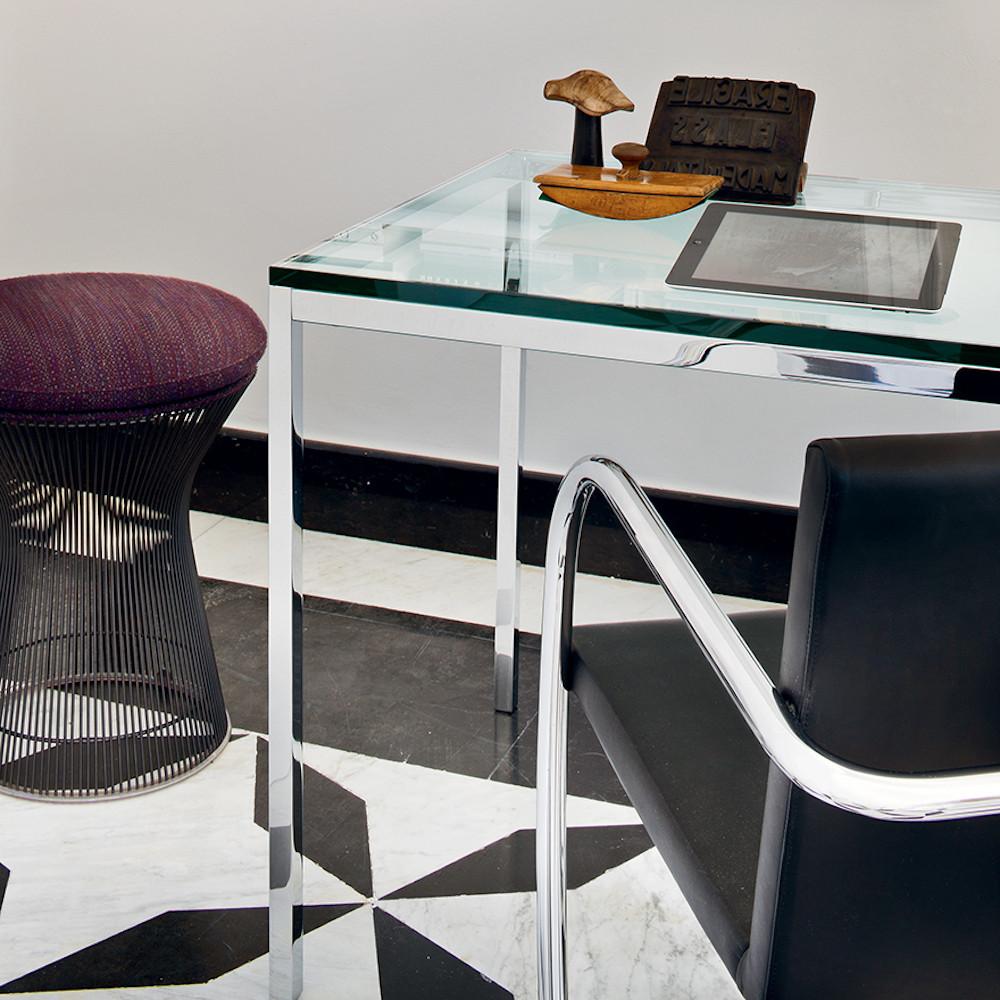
[540,455,1000,824]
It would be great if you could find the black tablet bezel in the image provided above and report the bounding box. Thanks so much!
[666,202,962,312]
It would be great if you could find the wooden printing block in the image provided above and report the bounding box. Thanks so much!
[643,76,815,205]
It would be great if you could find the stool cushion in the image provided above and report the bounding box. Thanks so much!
[0,273,267,421]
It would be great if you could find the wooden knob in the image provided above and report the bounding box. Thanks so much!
[613,142,649,180]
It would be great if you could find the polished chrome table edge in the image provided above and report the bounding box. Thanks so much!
[289,288,984,397]
[268,286,304,1000]
[292,291,984,398]
[535,457,1000,1000]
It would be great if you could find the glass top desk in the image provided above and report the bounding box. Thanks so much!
[265,150,1000,998]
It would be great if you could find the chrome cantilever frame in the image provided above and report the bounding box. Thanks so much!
[535,456,1000,1000]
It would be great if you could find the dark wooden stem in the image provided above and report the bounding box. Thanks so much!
[571,109,603,167]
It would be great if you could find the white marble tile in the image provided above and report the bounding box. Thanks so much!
[380,892,536,998]
[382,848,740,1000]
[303,742,639,900]
[566,849,739,1000]
[0,737,270,985]
[220,904,382,1000]
[192,513,779,629]
[192,514,267,586]
[189,510,225,541]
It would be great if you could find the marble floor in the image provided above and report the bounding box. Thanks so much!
[0,509,776,999]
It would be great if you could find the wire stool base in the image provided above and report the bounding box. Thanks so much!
[0,393,241,799]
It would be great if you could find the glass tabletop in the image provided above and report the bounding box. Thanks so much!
[271,151,1000,367]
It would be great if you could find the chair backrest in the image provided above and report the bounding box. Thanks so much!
[738,432,1000,1000]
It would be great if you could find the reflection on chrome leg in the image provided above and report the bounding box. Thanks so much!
[268,285,305,1000]
[494,345,526,713]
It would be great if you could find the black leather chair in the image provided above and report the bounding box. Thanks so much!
[535,433,1000,1000]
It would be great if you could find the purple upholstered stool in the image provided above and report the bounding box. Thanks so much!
[0,273,266,798]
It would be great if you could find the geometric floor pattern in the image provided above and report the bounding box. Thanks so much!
[0,727,737,998]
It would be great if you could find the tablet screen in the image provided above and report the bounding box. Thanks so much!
[668,204,961,311]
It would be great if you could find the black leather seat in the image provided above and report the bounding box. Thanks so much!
[565,432,1000,998]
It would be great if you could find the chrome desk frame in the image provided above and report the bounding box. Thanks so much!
[535,457,1000,1000]
[267,281,1000,999]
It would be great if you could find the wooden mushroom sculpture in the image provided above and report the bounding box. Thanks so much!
[544,69,634,167]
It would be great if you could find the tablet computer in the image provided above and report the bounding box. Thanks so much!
[667,203,961,312]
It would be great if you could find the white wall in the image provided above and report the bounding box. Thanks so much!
[3,1,999,505]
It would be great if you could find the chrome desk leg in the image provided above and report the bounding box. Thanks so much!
[495,345,526,713]
[536,658,569,1000]
[268,286,304,1000]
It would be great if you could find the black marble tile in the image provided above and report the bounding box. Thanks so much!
[0,904,358,993]
[385,825,652,900]
[253,737,373,898]
[203,579,627,805]
[373,908,513,1000]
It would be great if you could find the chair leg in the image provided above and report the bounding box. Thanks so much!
[536,468,594,1000]
[536,651,569,1000]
